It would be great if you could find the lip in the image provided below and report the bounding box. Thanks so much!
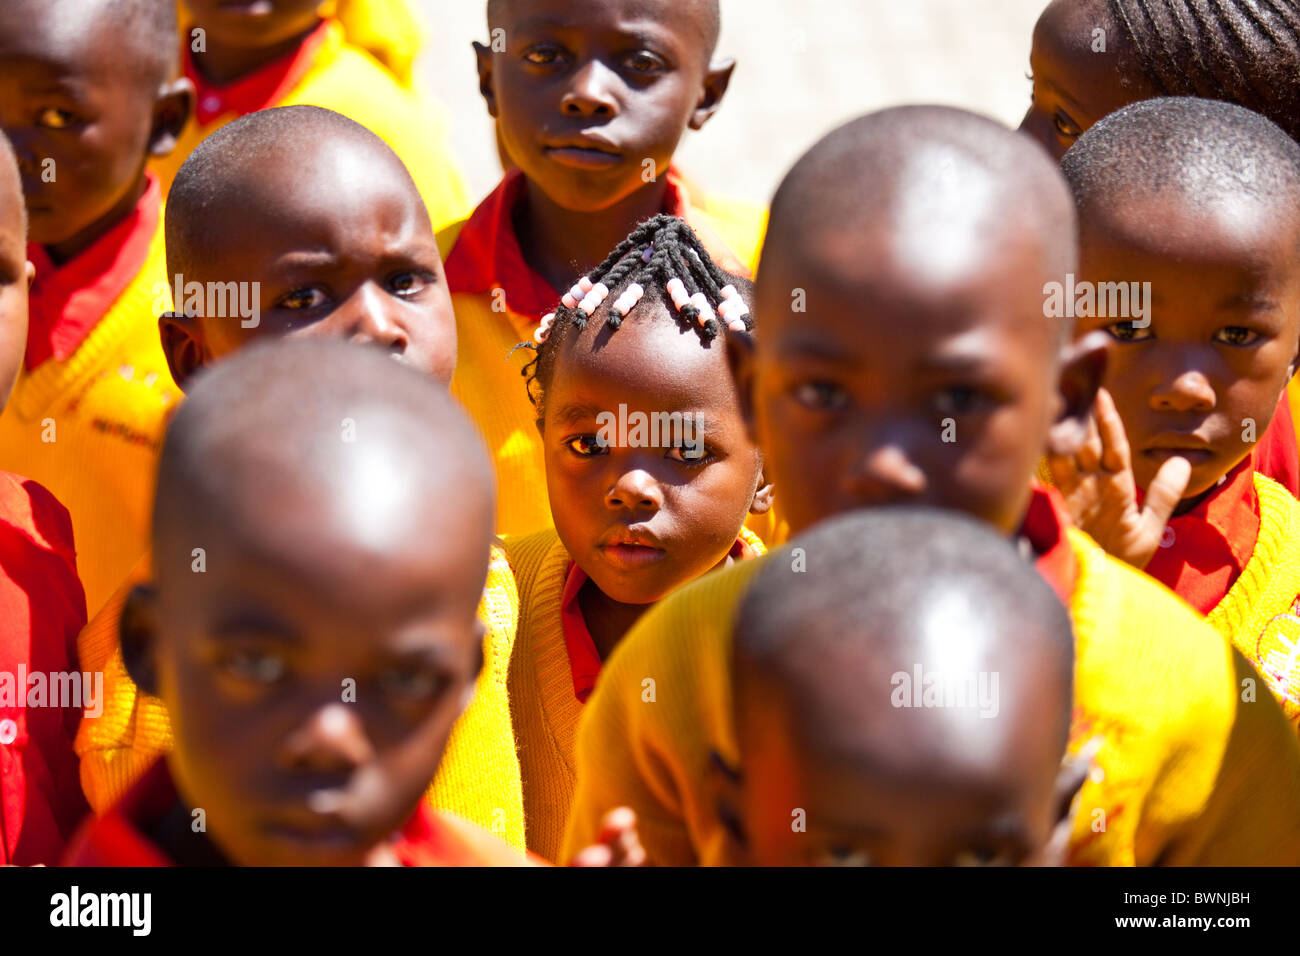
[598,526,668,569]
[542,133,623,170]
[1140,433,1216,464]
[218,0,273,14]
[260,815,365,850]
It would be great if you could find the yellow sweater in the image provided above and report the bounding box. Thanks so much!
[563,529,1300,866]
[75,544,527,850]
[0,223,177,616]
[503,525,765,862]
[439,190,772,539]
[1205,472,1300,728]
[152,19,469,234]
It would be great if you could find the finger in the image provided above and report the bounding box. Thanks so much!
[1093,388,1132,474]
[596,806,637,844]
[1074,410,1104,474]
[569,844,614,867]
[1141,454,1193,531]
[1046,449,1082,494]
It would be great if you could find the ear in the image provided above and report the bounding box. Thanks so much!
[147,77,196,159]
[24,259,34,289]
[474,41,499,118]
[749,465,774,516]
[689,57,735,131]
[1045,330,1108,458]
[159,312,212,392]
[121,584,162,697]
[726,330,758,445]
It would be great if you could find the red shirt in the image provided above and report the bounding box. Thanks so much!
[62,759,539,867]
[0,472,89,865]
[1254,394,1299,498]
[444,167,752,323]
[184,20,331,126]
[1142,457,1259,616]
[1021,481,1079,605]
[560,537,761,703]
[25,174,161,371]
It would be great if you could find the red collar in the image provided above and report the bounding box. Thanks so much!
[559,537,759,704]
[1142,457,1259,616]
[184,19,331,126]
[25,173,161,371]
[1020,481,1079,605]
[393,802,540,866]
[444,167,749,322]
[1253,393,1299,498]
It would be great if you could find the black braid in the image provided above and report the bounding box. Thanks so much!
[1111,0,1300,141]
[519,214,755,416]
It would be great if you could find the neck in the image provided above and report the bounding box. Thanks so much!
[191,20,321,86]
[45,172,147,265]
[516,177,671,293]
[577,577,652,661]
[151,800,230,866]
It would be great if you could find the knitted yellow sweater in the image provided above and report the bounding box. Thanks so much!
[75,545,527,850]
[0,223,177,616]
[439,199,776,541]
[563,529,1300,865]
[1205,472,1300,728]
[151,19,469,234]
[503,525,765,862]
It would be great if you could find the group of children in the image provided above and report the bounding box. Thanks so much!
[2,0,1300,867]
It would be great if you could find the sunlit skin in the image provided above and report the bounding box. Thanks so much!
[1020,0,1154,160]
[0,148,33,411]
[183,0,324,85]
[0,0,192,262]
[159,132,457,389]
[476,0,733,291]
[746,220,1098,539]
[734,616,1070,867]
[541,303,770,657]
[1074,192,1300,502]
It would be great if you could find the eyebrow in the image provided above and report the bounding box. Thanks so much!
[209,609,300,643]
[551,402,605,428]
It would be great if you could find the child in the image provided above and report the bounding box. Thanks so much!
[1021,0,1300,494]
[1049,97,1300,727]
[505,215,772,860]
[563,106,1300,866]
[162,0,469,233]
[63,340,639,866]
[731,508,1085,867]
[0,134,90,866]
[445,0,770,537]
[75,106,526,851]
[0,0,193,616]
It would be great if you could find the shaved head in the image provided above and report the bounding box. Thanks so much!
[486,0,722,56]
[14,0,179,87]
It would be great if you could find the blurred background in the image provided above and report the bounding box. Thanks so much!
[415,0,1049,206]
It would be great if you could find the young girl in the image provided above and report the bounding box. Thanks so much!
[504,215,774,862]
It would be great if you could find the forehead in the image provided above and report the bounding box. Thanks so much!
[497,0,713,43]
[0,4,138,84]
[1033,0,1144,111]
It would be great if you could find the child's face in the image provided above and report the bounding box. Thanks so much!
[141,472,489,866]
[1020,0,1151,160]
[748,231,1071,538]
[1076,194,1300,497]
[542,308,765,605]
[183,0,323,48]
[479,0,731,212]
[0,163,31,409]
[163,142,457,387]
[0,7,174,254]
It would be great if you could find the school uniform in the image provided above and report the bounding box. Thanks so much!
[74,545,528,851]
[153,17,469,233]
[0,472,89,865]
[0,175,177,616]
[561,484,1300,866]
[440,167,771,538]
[502,526,764,861]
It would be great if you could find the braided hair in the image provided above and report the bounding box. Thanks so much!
[521,214,755,416]
[1109,0,1300,141]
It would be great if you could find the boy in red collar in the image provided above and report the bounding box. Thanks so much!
[64,339,640,867]
[563,107,1300,867]
[445,0,767,537]
[156,0,469,233]
[1049,97,1300,729]
[0,134,90,866]
[0,0,193,616]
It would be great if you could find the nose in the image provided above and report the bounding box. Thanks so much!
[562,59,619,118]
[605,465,664,512]
[279,702,374,774]
[1017,105,1061,161]
[336,284,409,355]
[1150,360,1216,414]
[842,436,927,502]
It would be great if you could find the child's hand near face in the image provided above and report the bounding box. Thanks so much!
[568,807,646,867]
[1048,388,1191,570]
